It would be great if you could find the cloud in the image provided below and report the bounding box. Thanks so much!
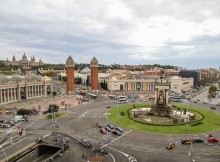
[0,0,220,69]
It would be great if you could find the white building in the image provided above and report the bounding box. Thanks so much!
[170,76,193,93]
[0,75,53,105]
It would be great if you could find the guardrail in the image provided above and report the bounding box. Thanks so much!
[43,148,63,162]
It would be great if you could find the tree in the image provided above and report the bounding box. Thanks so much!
[209,85,217,98]
[17,109,31,116]
[48,104,59,113]
[75,77,82,84]
[86,76,90,86]
[52,90,57,99]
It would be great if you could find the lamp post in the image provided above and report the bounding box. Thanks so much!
[53,121,64,146]
[6,129,12,141]
[116,102,119,124]
[0,145,8,162]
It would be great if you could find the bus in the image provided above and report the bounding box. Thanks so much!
[117,96,127,100]
[169,96,182,102]
[86,93,97,99]
[118,99,128,104]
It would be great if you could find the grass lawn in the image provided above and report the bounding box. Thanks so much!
[107,103,220,134]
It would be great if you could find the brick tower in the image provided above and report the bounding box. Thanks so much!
[90,57,99,90]
[65,56,75,94]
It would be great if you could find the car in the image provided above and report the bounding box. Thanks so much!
[107,123,114,129]
[105,127,112,132]
[166,143,175,150]
[197,99,200,101]
[217,103,220,106]
[96,123,103,128]
[112,130,122,136]
[115,127,123,132]
[203,102,207,104]
[210,107,217,110]
[208,137,219,143]
[181,139,193,145]
[100,128,107,134]
[194,101,197,103]
[192,138,204,143]
[106,105,111,108]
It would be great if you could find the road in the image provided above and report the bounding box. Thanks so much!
[1,95,220,162]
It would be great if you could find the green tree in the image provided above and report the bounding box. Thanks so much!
[17,109,31,116]
[52,90,57,99]
[48,104,59,113]
[209,85,217,97]
[75,77,82,84]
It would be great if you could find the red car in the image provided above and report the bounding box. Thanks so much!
[208,137,219,143]
[100,128,107,134]
[106,105,111,108]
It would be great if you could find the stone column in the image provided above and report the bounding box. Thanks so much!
[44,83,47,97]
[34,85,36,97]
[17,84,21,101]
[25,84,28,99]
[10,88,13,101]
[31,86,33,98]
[37,85,40,97]
[7,88,9,103]
[14,88,17,101]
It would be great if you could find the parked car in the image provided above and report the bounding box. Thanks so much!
[210,107,217,110]
[181,139,193,145]
[100,128,107,134]
[207,137,219,143]
[106,105,111,108]
[105,127,112,132]
[166,143,175,150]
[192,138,204,143]
[112,130,122,136]
[96,123,103,128]
[115,127,123,132]
[107,123,114,129]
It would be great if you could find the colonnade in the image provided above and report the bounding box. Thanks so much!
[0,84,52,104]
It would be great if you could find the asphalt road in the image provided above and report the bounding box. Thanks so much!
[1,96,220,162]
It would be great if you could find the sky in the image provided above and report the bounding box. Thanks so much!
[0,0,220,69]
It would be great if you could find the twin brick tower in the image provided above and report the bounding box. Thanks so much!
[65,56,99,94]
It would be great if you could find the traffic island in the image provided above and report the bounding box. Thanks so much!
[107,103,220,134]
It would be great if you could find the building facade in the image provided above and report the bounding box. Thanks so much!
[0,75,53,105]
[5,53,43,69]
[179,70,201,87]
[170,76,193,93]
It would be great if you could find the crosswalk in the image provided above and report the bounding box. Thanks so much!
[67,109,107,118]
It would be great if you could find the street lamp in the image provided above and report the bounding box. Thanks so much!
[6,129,12,141]
[52,121,64,145]
[116,102,119,124]
[0,145,8,162]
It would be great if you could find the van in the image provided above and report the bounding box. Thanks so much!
[14,115,25,122]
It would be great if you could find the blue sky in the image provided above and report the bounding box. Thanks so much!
[0,0,220,69]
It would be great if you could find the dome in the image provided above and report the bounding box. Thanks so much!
[66,56,75,67]
[80,67,91,74]
[22,53,27,60]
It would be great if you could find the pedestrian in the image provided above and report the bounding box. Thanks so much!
[82,154,84,159]
[85,155,87,160]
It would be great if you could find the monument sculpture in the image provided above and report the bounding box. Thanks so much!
[151,71,172,116]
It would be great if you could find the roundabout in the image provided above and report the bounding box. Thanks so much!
[107,103,220,134]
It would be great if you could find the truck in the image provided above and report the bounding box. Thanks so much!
[15,115,25,122]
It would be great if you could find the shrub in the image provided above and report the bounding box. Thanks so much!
[120,111,125,116]
[191,121,203,126]
[17,109,31,116]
